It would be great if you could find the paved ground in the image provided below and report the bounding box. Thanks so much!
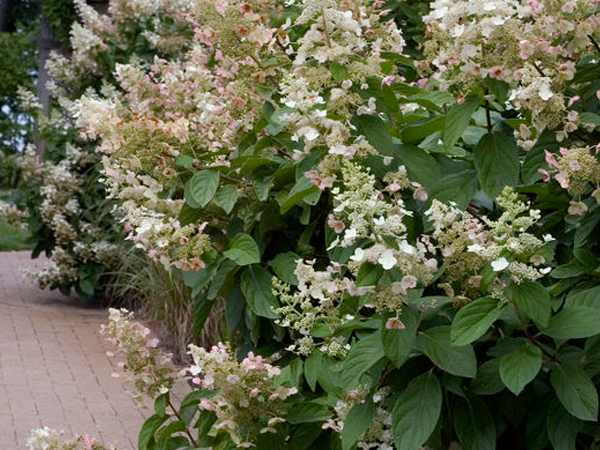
[0,251,146,449]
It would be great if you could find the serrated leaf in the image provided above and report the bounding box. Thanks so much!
[453,396,496,450]
[287,402,331,424]
[269,252,300,286]
[444,95,480,150]
[342,330,385,388]
[240,265,278,318]
[565,285,600,310]
[392,372,442,450]
[223,233,260,266]
[508,280,551,327]
[279,176,320,214]
[382,308,417,368]
[214,184,238,214]
[547,399,582,450]
[451,297,504,345]
[304,350,322,392]
[499,344,542,395]
[550,363,599,421]
[471,358,505,396]
[185,170,220,208]
[418,326,477,378]
[544,306,600,339]
[352,114,394,156]
[341,397,376,450]
[473,132,519,199]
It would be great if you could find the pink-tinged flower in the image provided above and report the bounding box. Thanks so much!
[382,75,395,86]
[544,150,559,168]
[387,182,402,193]
[596,90,600,102]
[559,147,569,156]
[305,170,334,190]
[555,172,570,188]
[146,338,160,348]
[568,201,588,216]
[456,95,465,105]
[105,166,118,178]
[417,78,428,88]
[385,317,405,330]
[488,66,505,80]
[249,388,260,397]
[538,169,551,182]
[327,214,345,234]
[124,224,132,232]
[413,186,428,202]
[568,95,580,107]
[569,161,581,171]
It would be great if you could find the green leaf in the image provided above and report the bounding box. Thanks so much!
[473,132,519,199]
[279,176,320,214]
[356,262,384,287]
[508,280,552,327]
[352,114,394,156]
[471,358,505,395]
[175,154,194,169]
[330,62,349,82]
[499,344,542,395]
[214,184,238,214]
[287,402,331,424]
[223,233,260,266]
[138,414,167,450]
[382,308,417,368]
[444,95,480,150]
[393,144,441,192]
[428,170,478,210]
[550,363,598,421]
[544,306,600,339]
[185,170,220,208]
[341,397,376,450]
[154,394,168,417]
[547,399,582,450]
[392,372,442,450]
[402,116,446,144]
[580,112,600,127]
[418,326,477,378]
[342,329,385,388]
[304,350,322,392]
[269,252,300,286]
[451,297,504,345]
[565,285,600,310]
[240,265,279,318]
[288,424,323,450]
[453,396,496,450]
[253,175,274,201]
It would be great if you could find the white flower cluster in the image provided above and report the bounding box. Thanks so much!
[102,308,174,405]
[188,343,297,447]
[273,259,355,357]
[323,388,394,450]
[27,427,114,450]
[0,199,28,230]
[422,0,600,136]
[427,187,552,296]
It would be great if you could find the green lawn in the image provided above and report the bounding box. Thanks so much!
[0,219,33,251]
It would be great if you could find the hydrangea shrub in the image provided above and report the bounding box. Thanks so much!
[27,0,600,448]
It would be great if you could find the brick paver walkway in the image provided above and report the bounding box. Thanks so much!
[0,251,146,449]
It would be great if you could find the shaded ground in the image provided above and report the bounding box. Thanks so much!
[0,251,145,449]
